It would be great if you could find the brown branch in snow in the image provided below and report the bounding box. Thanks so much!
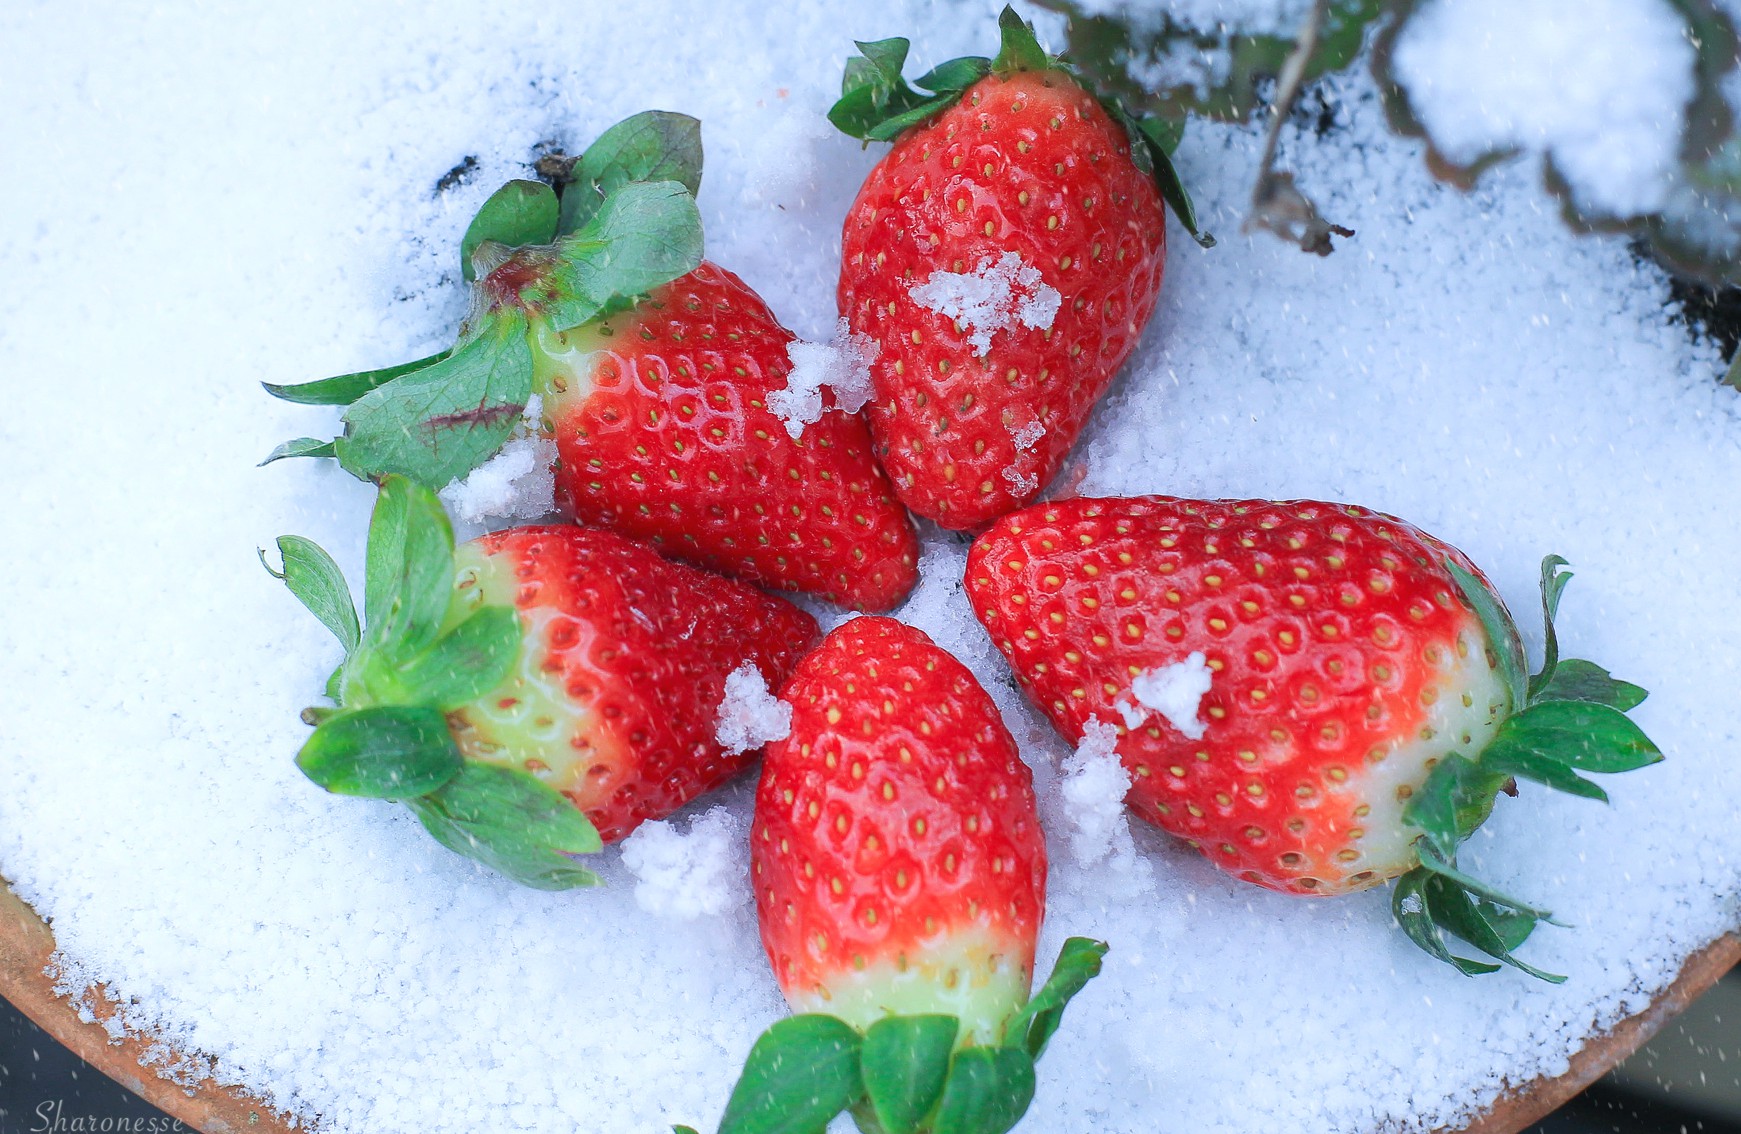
[1245,0,1355,255]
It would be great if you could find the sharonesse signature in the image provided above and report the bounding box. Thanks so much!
[26,1100,186,1132]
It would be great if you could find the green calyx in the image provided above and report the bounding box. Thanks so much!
[828,5,1213,247]
[261,111,707,493]
[262,474,603,889]
[1394,556,1661,980]
[696,938,1106,1134]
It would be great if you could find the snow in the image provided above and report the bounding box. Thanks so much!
[1389,0,1697,218]
[908,251,1062,356]
[0,3,1736,1134]
[1127,651,1214,741]
[713,662,791,756]
[1056,720,1133,868]
[619,807,748,920]
[438,399,557,523]
[767,318,879,439]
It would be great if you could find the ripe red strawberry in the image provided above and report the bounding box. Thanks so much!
[967,496,1660,978]
[267,476,819,887]
[265,111,918,610]
[701,617,1104,1134]
[524,259,919,611]
[830,8,1209,530]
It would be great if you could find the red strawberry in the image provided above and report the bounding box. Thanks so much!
[265,111,919,611]
[268,475,818,888]
[701,617,1104,1134]
[967,496,1660,977]
[525,259,919,611]
[830,8,1208,531]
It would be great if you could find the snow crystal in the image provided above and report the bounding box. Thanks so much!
[1011,420,1044,452]
[909,252,1062,356]
[1058,720,1132,868]
[2,5,1737,1134]
[767,319,879,439]
[1128,652,1214,741]
[1390,0,1697,217]
[618,807,747,920]
[713,662,791,755]
[438,396,556,523]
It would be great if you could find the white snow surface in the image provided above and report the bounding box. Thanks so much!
[1391,0,1697,218]
[909,251,1062,356]
[713,662,792,756]
[1128,651,1215,741]
[0,4,1737,1134]
[619,807,749,921]
[768,318,879,439]
[438,430,558,524]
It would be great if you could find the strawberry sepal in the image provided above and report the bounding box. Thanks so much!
[705,937,1105,1134]
[263,111,707,491]
[265,475,605,889]
[1395,554,1661,979]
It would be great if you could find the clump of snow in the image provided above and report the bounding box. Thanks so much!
[1058,719,1133,867]
[618,807,747,920]
[714,662,791,755]
[1390,0,1696,217]
[1128,652,1214,741]
[437,396,556,522]
[1000,466,1038,496]
[1011,420,1044,452]
[767,319,879,439]
[909,252,1062,356]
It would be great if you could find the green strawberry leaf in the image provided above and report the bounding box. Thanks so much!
[1525,555,1573,702]
[1391,869,1501,977]
[912,56,993,95]
[360,475,456,666]
[296,705,463,799]
[717,1014,864,1134]
[1001,936,1108,1060]
[544,181,704,332]
[262,350,450,407]
[1401,752,1511,860]
[1412,839,1558,924]
[461,180,559,282]
[859,1016,958,1134]
[1535,659,1648,712]
[991,6,1051,73]
[389,604,520,709]
[334,315,534,490]
[1421,871,1565,983]
[929,1046,1036,1134]
[1492,699,1662,775]
[261,536,360,653]
[1444,558,1527,713]
[558,111,704,237]
[1105,101,1214,248]
[408,761,603,890]
[259,437,337,466]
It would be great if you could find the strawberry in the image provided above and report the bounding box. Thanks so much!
[830,7,1210,530]
[966,496,1661,978]
[264,111,918,610]
[694,617,1105,1134]
[264,475,818,887]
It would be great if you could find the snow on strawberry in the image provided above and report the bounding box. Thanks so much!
[966,496,1661,978]
[263,475,818,887]
[264,111,919,611]
[831,7,1210,530]
[689,618,1106,1134]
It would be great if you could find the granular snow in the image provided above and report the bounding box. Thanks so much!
[1389,0,1696,217]
[767,318,879,439]
[619,807,748,920]
[713,662,792,755]
[1128,651,1214,741]
[909,251,1062,356]
[0,3,1737,1134]
[439,396,557,523]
